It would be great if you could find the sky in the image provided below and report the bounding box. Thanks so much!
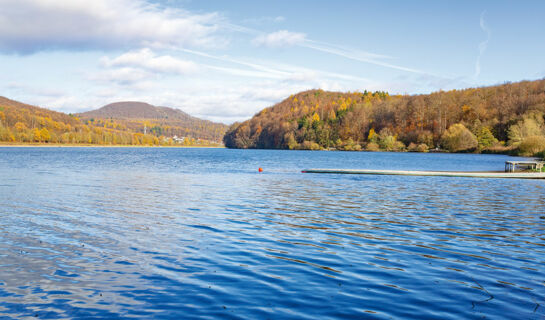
[0,0,544,124]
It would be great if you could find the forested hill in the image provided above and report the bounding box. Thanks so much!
[0,97,224,146]
[224,79,545,156]
[78,102,227,142]
[0,96,80,127]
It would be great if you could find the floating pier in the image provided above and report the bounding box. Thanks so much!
[301,168,545,179]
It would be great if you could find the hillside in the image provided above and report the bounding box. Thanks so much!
[78,102,227,142]
[0,96,81,127]
[224,79,545,156]
[0,97,223,146]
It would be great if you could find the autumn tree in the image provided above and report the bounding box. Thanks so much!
[14,122,27,132]
[40,128,51,142]
[475,127,498,149]
[32,128,41,142]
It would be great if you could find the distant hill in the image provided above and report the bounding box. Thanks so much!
[0,97,223,146]
[79,101,192,120]
[224,79,545,156]
[78,101,227,142]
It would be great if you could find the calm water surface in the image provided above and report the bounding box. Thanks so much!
[0,148,544,319]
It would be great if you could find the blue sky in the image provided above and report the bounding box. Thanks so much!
[0,0,544,123]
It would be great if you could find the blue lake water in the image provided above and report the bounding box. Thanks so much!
[0,147,544,319]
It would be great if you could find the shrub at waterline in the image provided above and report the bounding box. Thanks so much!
[517,135,545,156]
[441,123,478,152]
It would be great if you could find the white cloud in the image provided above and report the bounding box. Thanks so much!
[101,48,198,75]
[0,1,445,124]
[0,0,223,53]
[77,44,379,123]
[89,67,151,85]
[253,30,306,48]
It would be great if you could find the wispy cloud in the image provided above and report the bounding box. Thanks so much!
[203,65,285,79]
[178,48,292,77]
[301,40,425,74]
[242,16,285,25]
[474,11,491,79]
[247,27,425,74]
[177,48,372,84]
[303,40,392,60]
[253,30,307,48]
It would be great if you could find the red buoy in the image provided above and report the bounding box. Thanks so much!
[258,167,263,172]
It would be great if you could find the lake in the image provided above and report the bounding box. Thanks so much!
[0,147,544,319]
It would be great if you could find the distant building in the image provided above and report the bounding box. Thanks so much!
[172,135,185,143]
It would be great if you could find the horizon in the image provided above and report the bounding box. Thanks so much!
[6,77,545,126]
[1,0,544,124]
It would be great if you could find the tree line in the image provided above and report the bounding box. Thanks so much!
[82,117,226,142]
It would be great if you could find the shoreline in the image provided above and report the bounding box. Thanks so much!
[0,144,537,160]
[0,143,225,148]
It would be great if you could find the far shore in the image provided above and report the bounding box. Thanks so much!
[0,143,225,148]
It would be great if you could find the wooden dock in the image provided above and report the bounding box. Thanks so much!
[505,160,545,172]
[301,168,545,179]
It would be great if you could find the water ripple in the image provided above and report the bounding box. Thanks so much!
[0,148,544,319]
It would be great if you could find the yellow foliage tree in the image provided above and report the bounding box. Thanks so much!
[40,128,51,142]
[14,122,27,132]
[328,109,336,120]
[368,128,376,141]
[33,128,41,142]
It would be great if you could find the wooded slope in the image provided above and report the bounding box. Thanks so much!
[224,79,545,156]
